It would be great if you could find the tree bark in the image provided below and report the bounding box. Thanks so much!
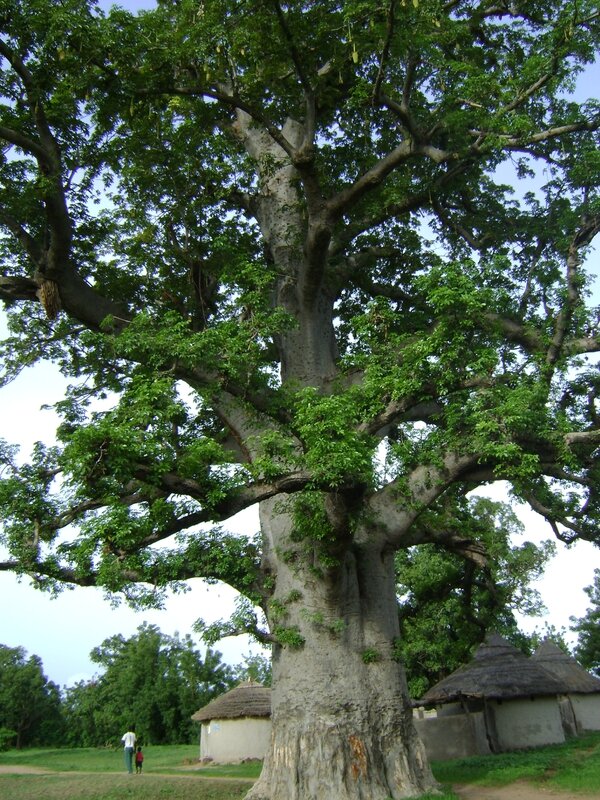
[246,498,437,800]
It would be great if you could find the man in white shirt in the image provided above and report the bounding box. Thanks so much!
[121,728,136,774]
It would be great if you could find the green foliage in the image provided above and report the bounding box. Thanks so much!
[272,626,305,649]
[293,388,375,488]
[232,652,272,687]
[396,496,555,697]
[195,595,267,646]
[62,624,235,746]
[0,0,597,592]
[361,648,380,664]
[0,645,64,748]
[0,11,599,792]
[526,623,573,656]
[571,569,600,676]
[0,727,16,751]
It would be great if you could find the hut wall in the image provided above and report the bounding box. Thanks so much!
[490,697,565,750]
[558,696,577,738]
[434,702,465,718]
[200,717,271,763]
[570,694,600,732]
[414,712,491,760]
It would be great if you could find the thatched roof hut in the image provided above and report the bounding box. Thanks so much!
[532,640,600,694]
[419,633,565,706]
[191,682,272,763]
[417,633,568,752]
[532,639,600,734]
[192,681,271,723]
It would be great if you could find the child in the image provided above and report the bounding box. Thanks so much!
[135,745,144,774]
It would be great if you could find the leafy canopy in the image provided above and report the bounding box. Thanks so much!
[395,495,555,697]
[0,644,64,749]
[0,0,598,634]
[62,623,235,745]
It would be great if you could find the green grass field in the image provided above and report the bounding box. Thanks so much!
[0,744,259,800]
[0,733,599,800]
[432,732,600,797]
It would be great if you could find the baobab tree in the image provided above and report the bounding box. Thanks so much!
[1,1,599,797]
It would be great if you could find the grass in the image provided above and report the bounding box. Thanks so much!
[0,744,192,772]
[0,745,257,800]
[0,773,252,800]
[0,733,599,799]
[431,731,600,795]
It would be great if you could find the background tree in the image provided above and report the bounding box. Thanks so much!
[62,624,235,746]
[61,678,104,749]
[527,623,573,655]
[396,496,555,697]
[232,652,273,687]
[0,1,599,798]
[571,569,600,676]
[0,644,64,749]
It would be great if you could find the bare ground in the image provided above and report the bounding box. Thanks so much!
[0,766,49,774]
[0,766,597,798]
[0,765,251,781]
[453,781,599,800]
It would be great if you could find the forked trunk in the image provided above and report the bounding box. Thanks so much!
[246,499,438,800]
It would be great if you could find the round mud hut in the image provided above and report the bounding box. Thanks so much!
[418,633,567,752]
[532,639,600,735]
[192,681,271,763]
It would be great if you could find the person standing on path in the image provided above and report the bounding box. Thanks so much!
[121,728,136,774]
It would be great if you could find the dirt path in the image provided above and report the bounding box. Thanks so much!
[0,765,252,781]
[0,766,596,798]
[453,780,598,800]
[0,766,49,774]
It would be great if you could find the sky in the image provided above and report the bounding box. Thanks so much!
[0,0,599,690]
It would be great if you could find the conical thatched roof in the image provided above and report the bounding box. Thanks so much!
[419,633,566,706]
[191,682,271,723]
[532,639,600,694]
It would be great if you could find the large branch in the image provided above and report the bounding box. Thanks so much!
[330,160,472,253]
[408,524,490,569]
[482,314,600,361]
[138,468,315,544]
[0,275,39,303]
[0,561,98,587]
[168,84,299,160]
[546,213,600,367]
[431,198,493,251]
[523,493,597,545]
[0,125,52,165]
[0,212,44,265]
[0,529,260,593]
[367,452,492,548]
[472,117,600,152]
[356,394,442,439]
[34,465,314,554]
[336,254,413,301]
[268,0,316,158]
[326,140,450,222]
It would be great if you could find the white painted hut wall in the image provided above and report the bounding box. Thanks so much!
[491,697,565,750]
[570,694,600,732]
[200,717,271,762]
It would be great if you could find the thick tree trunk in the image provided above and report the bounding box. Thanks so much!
[246,499,437,800]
